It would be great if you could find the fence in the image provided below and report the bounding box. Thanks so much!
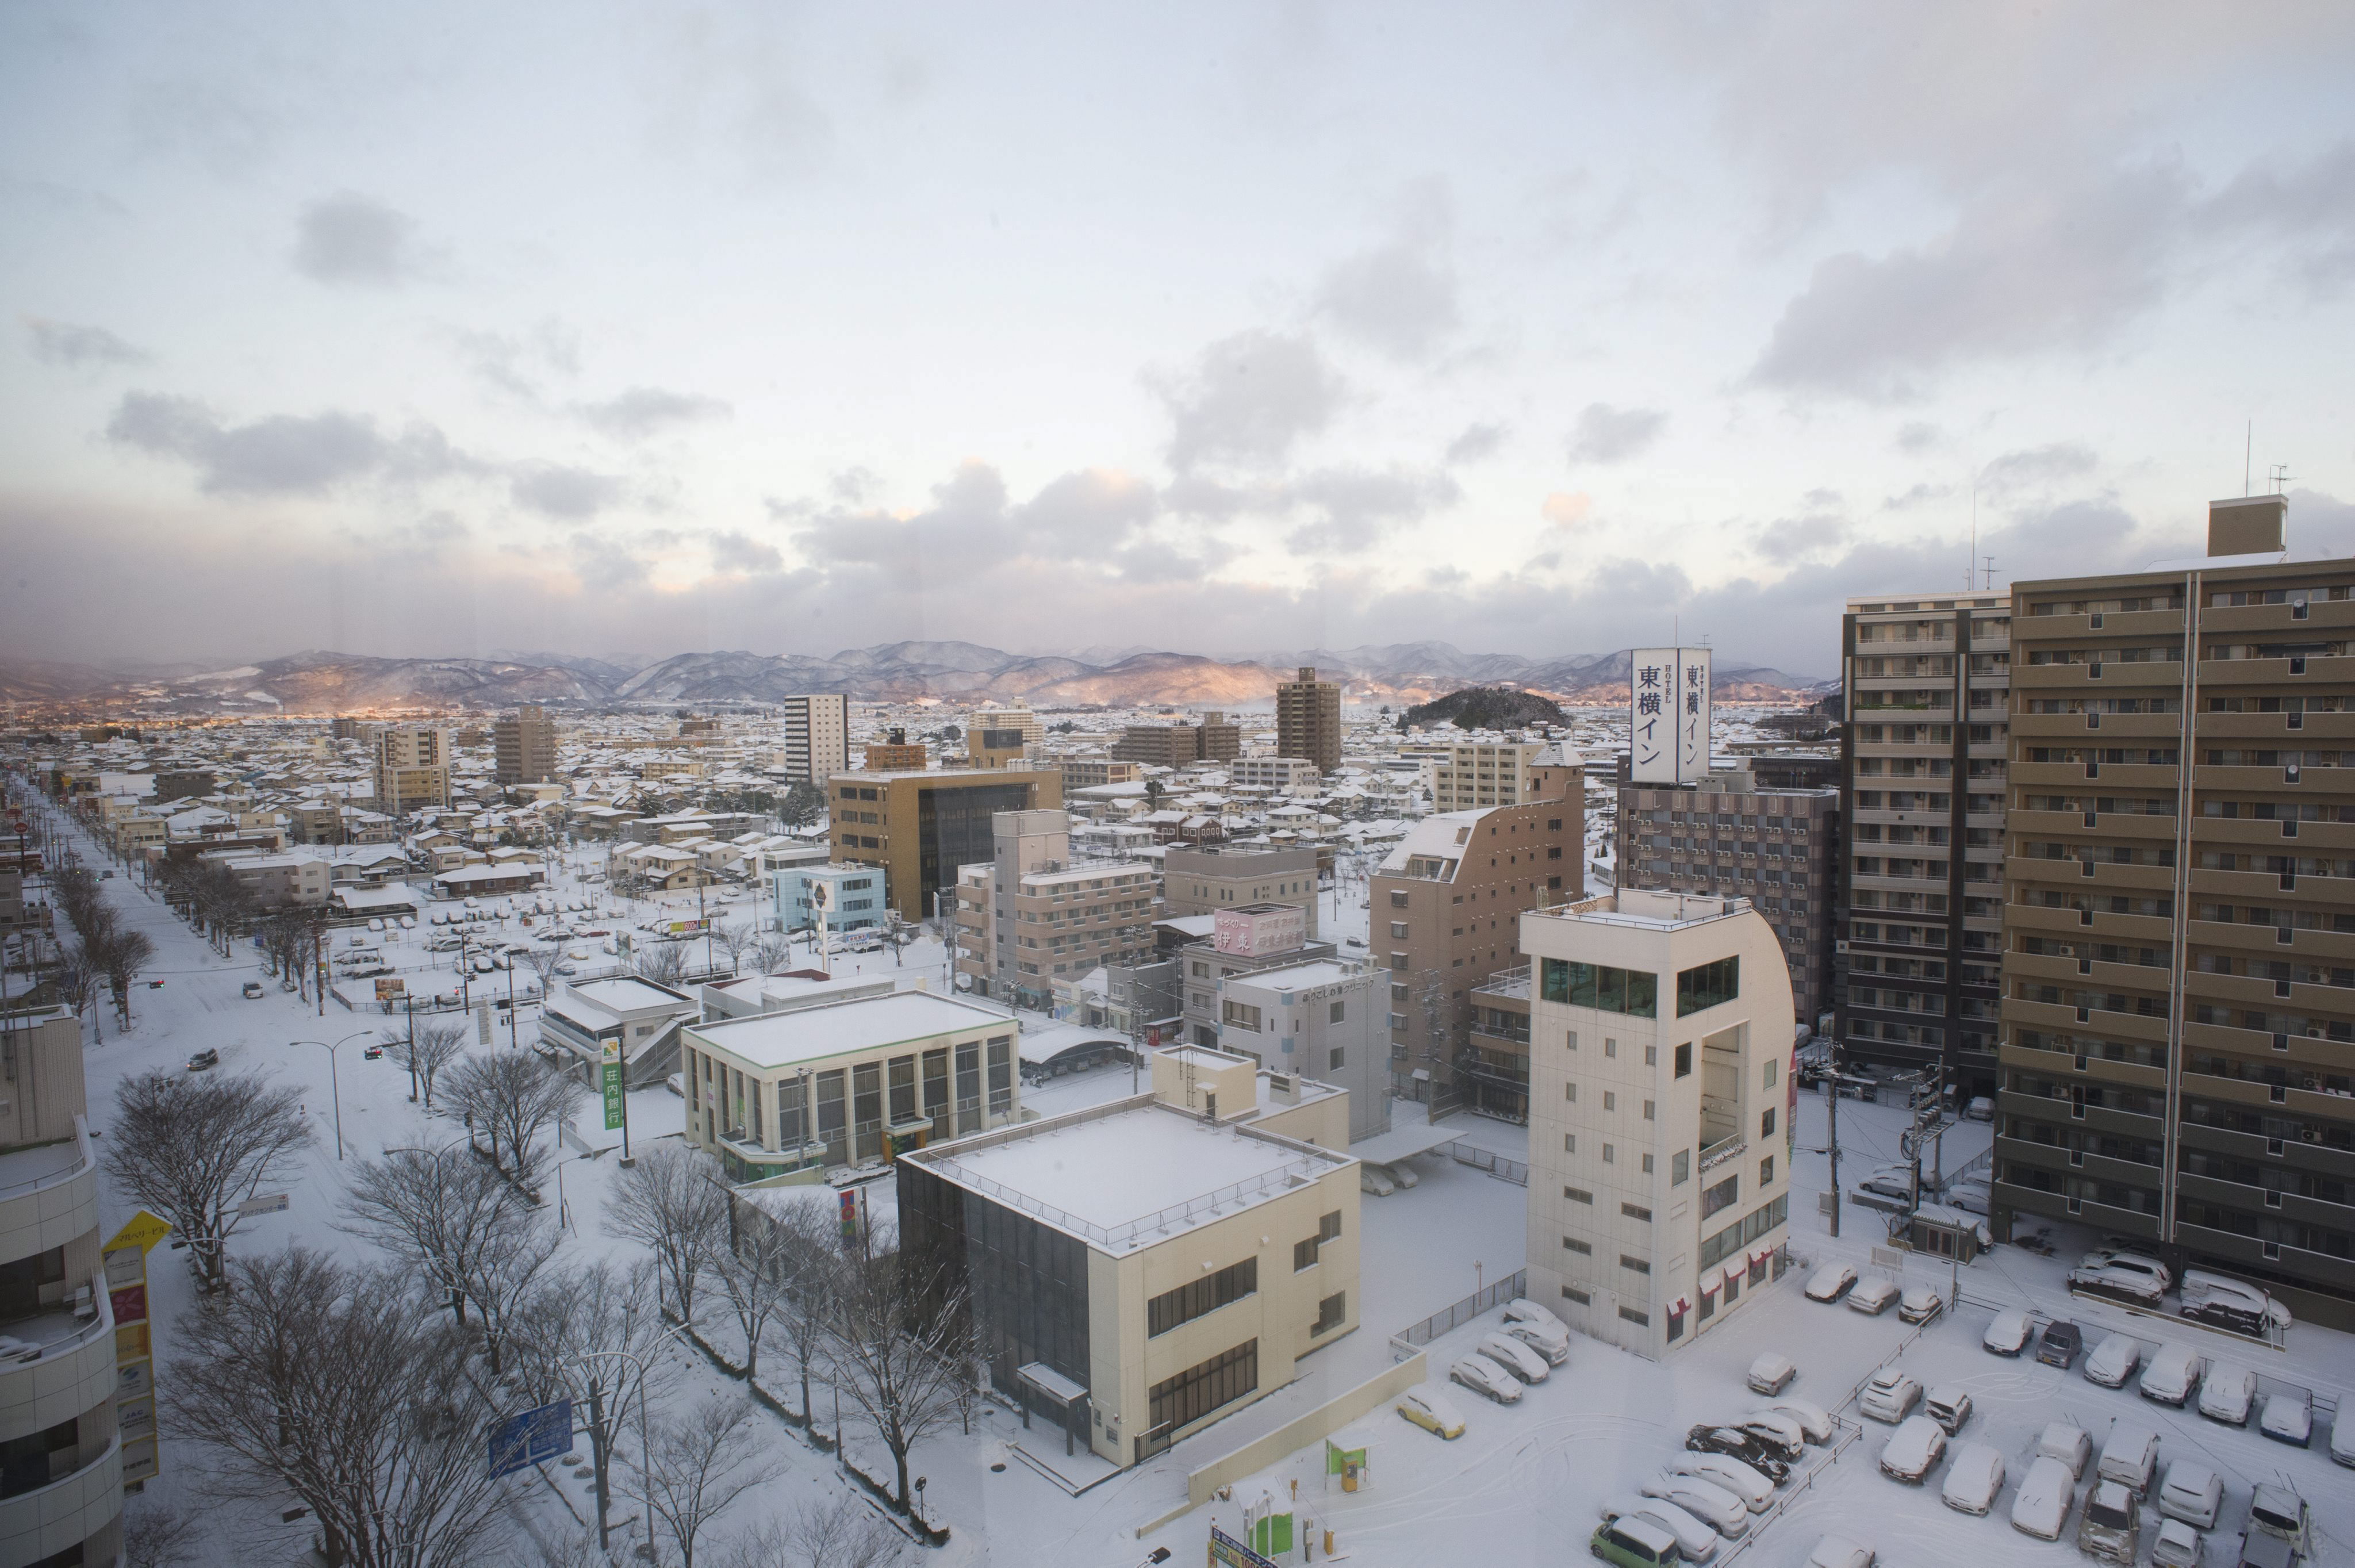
[1447,1142,1528,1187]
[1389,1268,1529,1354]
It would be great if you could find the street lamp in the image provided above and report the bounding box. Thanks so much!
[288,1028,375,1160]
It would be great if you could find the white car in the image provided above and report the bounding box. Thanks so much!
[1731,1412,1806,1460]
[1857,1165,1915,1201]
[1360,1166,1397,1198]
[1944,1182,1990,1217]
[1847,1278,1900,1317]
[1878,1414,1947,1483]
[2156,1460,2223,1531]
[1923,1384,1972,1435]
[1940,1440,2005,1515]
[1499,1302,1571,1365]
[1667,1452,1773,1512]
[1639,1473,1748,1539]
[2084,1332,2142,1388]
[1395,1385,1466,1439]
[1476,1332,1549,1384]
[2038,1421,2092,1479]
[2140,1342,2206,1406]
[2332,1409,2355,1469]
[2010,1454,2077,1540]
[1803,1535,1874,1568]
[1600,1494,1719,1563]
[1803,1263,1857,1302]
[2197,1362,2256,1426]
[1983,1308,2034,1356]
[1746,1352,1796,1396]
[1897,1284,1943,1324]
[1762,1397,1834,1446]
[1859,1368,1921,1424]
[1447,1353,1520,1405]
[1503,1296,1567,1336]
[2260,1389,2312,1447]
[2151,1517,2204,1568]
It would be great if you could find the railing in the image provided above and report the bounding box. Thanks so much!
[1390,1268,1528,1352]
[0,1116,96,1205]
[1700,1133,1748,1172]
[1447,1142,1528,1186]
[0,1270,113,1374]
[922,1145,1335,1251]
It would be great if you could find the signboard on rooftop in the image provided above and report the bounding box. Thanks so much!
[1631,646,1711,785]
[1212,903,1305,957]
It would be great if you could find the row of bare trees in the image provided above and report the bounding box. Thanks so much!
[45,864,156,1035]
[151,856,257,955]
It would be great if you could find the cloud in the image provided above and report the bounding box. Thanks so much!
[293,192,433,286]
[2199,140,2355,298]
[1445,423,1508,465]
[26,318,150,369]
[1568,402,1668,464]
[1015,467,1157,548]
[707,530,784,575]
[454,319,580,400]
[829,467,882,506]
[1153,329,1343,473]
[1979,442,2098,496]
[511,465,623,520]
[106,392,474,496]
[1753,508,1851,562]
[1541,491,1595,529]
[574,386,732,440]
[1315,241,1459,362]
[1894,421,1941,453]
[1284,466,1461,554]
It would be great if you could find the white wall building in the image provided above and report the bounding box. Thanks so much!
[1522,889,1796,1359]
[1214,959,1391,1144]
[775,693,852,782]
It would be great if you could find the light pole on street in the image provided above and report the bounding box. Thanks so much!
[289,1029,374,1160]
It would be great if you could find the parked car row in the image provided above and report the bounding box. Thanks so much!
[1802,1263,1945,1324]
[1590,1371,1842,1564]
[2066,1242,2296,1339]
[1401,1299,1571,1442]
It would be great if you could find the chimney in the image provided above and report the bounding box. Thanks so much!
[2208,495,2287,557]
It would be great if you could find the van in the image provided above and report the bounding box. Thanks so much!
[2246,1484,2310,1555]
[2036,1421,2091,1480]
[2097,1418,2160,1498]
[1590,1516,1681,1568]
[2180,1270,2291,1337]
[2077,1479,2141,1566]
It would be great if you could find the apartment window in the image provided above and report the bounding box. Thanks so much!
[1701,1174,1740,1219]
[1148,1340,1259,1435]
[1621,1202,1652,1222]
[1604,1038,1617,1058]
[1641,1153,1654,1174]
[1564,1082,1578,1103]
[1602,1091,1616,1112]
[1328,1046,1345,1071]
[1329,1000,1345,1023]
[1759,1156,1776,1187]
[1540,958,1659,1017]
[1762,1059,1778,1089]
[1566,1030,1578,1051]
[1644,1045,1658,1066]
[1293,1236,1319,1271]
[1620,1255,1651,1275]
[1564,1186,1593,1204]
[1563,1285,1591,1305]
[1602,1143,1615,1164]
[1311,1292,1347,1335]
[1674,1042,1692,1078]
[1677,956,1740,1016]
[1390,890,1409,908]
[1563,1133,1577,1153]
[1761,1107,1777,1139]
[1148,1258,1257,1337]
[1643,1099,1655,1121]
[1389,921,1409,939]
[1671,1150,1690,1187]
[1563,1236,1592,1255]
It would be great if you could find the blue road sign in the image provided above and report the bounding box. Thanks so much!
[488,1399,574,1479]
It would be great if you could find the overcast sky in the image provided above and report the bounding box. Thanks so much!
[5,3,2353,677]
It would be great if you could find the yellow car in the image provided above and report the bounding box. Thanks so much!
[1396,1385,1467,1439]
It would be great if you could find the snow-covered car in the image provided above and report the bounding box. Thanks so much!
[1964,1095,1995,1121]
[2079,1478,2141,1565]
[1359,1166,1397,1198]
[1728,1413,1805,1462]
[2179,1270,2291,1337]
[1684,1427,1790,1483]
[1897,1284,1944,1324]
[2150,1517,2204,1568]
[2260,1389,2312,1447]
[2157,1460,2223,1531]
[2009,1455,2077,1541]
[1847,1278,1900,1317]
[186,1048,219,1072]
[241,980,265,998]
[2247,1484,2311,1557]
[2197,1363,2256,1426]
[1476,1332,1549,1385]
[1667,1452,1774,1512]
[1944,1181,1991,1217]
[1599,1494,1718,1563]
[1746,1351,1796,1396]
[1983,1308,2034,1356]
[2084,1332,2142,1389]
[2140,1342,2207,1406]
[1638,1473,1748,1539]
[1590,1513,1681,1568]
[1394,1384,1465,1439]
[2333,1409,2355,1468]
[1499,1312,1570,1366]
[1855,1167,1915,1203]
[2071,1250,2170,1305]
[1802,1534,1874,1568]
[1859,1368,1921,1424]
[1447,1354,1521,1405]
[1878,1414,1947,1483]
[1762,1397,1834,1446]
[1940,1440,2005,1515]
[1503,1296,1566,1336]
[2096,1418,2160,1498]
[1803,1263,1857,1303]
[1923,1385,1972,1435]
[2038,1421,2092,1479]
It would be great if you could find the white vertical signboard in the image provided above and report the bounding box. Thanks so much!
[1677,646,1712,783]
[1629,649,1677,783]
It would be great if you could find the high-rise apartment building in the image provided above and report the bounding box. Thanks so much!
[1433,742,1547,811]
[953,810,1158,1009]
[1616,764,1840,1027]
[1111,714,1242,768]
[0,1005,126,1564]
[1276,668,1343,775]
[829,767,1063,921]
[1835,592,2012,1092]
[372,724,452,814]
[1522,891,1796,1358]
[778,693,852,781]
[968,706,1042,747]
[1995,494,2355,1324]
[1372,761,1585,1103]
[494,704,558,785]
[1053,758,1142,791]
[1161,845,1322,936]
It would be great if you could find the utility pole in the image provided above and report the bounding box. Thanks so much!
[1825,1061,1843,1240]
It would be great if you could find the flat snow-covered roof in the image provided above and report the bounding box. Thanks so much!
[691,991,1014,1071]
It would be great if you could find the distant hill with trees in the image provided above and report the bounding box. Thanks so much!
[1399,686,1568,731]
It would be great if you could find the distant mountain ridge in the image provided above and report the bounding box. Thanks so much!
[0,641,1832,713]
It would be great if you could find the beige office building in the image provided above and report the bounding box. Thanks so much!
[1276,668,1343,775]
[829,767,1064,921]
[954,810,1158,1009]
[1433,742,1549,811]
[1161,844,1321,936]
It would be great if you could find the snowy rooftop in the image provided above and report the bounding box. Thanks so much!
[1223,960,1359,995]
[909,1097,1349,1252]
[1532,887,1752,931]
[688,991,1014,1071]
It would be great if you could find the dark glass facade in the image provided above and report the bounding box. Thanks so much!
[918,782,1034,908]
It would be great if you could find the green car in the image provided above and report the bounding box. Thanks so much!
[1591,1516,1681,1568]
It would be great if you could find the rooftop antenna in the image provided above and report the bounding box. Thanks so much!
[2269,463,2294,496]
[1981,555,1997,591]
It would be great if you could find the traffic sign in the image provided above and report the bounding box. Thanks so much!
[488,1399,573,1479]
[236,1192,291,1217]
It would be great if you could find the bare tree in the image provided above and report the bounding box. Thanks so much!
[386,1019,469,1107]
[710,1193,803,1382]
[98,924,156,1030]
[339,1146,558,1372]
[459,1202,563,1377]
[168,1247,512,1567]
[52,941,103,1041]
[121,1500,201,1568]
[631,1399,781,1568]
[520,944,566,1000]
[635,941,690,987]
[752,935,794,975]
[744,1196,842,1417]
[104,1071,314,1289]
[446,1050,585,1191]
[604,1143,729,1328]
[710,922,754,977]
[826,1225,977,1510]
[514,1259,672,1558]
[715,1499,902,1568]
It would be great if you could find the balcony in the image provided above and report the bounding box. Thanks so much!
[0,1432,120,1568]
[0,1118,100,1270]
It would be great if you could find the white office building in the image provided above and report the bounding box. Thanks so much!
[1522,890,1796,1359]
[776,694,852,782]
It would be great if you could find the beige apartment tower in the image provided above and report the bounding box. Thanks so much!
[1276,668,1343,775]
[954,810,1157,1009]
[494,704,559,785]
[372,724,452,814]
[1995,493,2355,1324]
[780,693,852,782]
